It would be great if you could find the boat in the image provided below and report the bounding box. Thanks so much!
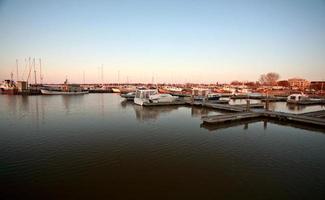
[192,88,211,101]
[41,79,89,95]
[120,92,135,101]
[0,80,18,95]
[120,85,137,94]
[112,88,121,93]
[134,89,159,105]
[206,93,221,100]
[287,93,309,104]
[149,93,178,103]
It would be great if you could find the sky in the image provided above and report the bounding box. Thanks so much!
[0,0,325,84]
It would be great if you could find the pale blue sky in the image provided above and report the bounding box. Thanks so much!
[0,0,325,83]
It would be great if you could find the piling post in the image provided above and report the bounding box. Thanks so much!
[246,99,250,111]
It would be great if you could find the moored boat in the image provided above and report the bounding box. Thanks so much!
[120,92,135,101]
[134,89,159,105]
[0,80,18,95]
[41,79,89,95]
[287,93,309,104]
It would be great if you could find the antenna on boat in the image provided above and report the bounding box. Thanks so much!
[16,59,19,81]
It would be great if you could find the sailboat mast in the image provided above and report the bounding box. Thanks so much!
[16,59,19,81]
[33,58,37,84]
[83,71,85,85]
[39,58,43,84]
[27,57,32,83]
[101,64,104,86]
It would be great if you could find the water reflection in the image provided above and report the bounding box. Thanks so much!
[133,104,181,121]
[191,106,222,118]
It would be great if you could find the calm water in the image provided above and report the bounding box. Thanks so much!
[1,94,325,199]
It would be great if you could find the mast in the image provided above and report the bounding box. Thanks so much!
[33,58,37,84]
[101,64,104,86]
[39,58,43,84]
[16,59,19,81]
[83,70,85,85]
[27,57,32,83]
[118,70,120,85]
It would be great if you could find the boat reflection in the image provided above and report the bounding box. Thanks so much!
[132,104,181,121]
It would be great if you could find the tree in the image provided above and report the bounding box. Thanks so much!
[259,72,280,86]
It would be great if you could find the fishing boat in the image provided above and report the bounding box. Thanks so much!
[287,93,309,104]
[0,80,18,95]
[41,79,88,95]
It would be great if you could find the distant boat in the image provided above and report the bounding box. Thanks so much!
[0,80,18,95]
[120,92,135,101]
[206,93,221,100]
[287,93,309,104]
[112,88,121,93]
[41,79,89,95]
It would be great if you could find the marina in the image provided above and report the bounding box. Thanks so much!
[1,0,325,198]
[1,93,325,199]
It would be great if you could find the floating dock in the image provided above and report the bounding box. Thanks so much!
[202,110,325,127]
[202,112,261,124]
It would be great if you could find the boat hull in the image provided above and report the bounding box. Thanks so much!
[0,88,18,95]
[41,89,89,95]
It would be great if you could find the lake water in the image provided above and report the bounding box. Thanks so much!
[1,94,325,199]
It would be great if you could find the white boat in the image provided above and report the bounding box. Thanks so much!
[112,88,121,93]
[134,89,159,105]
[149,93,178,103]
[287,93,309,103]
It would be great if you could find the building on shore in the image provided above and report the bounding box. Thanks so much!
[310,81,325,91]
[288,78,309,90]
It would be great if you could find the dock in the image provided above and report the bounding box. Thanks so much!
[300,110,325,118]
[202,112,261,124]
[203,102,264,112]
[287,99,325,105]
[202,109,325,127]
